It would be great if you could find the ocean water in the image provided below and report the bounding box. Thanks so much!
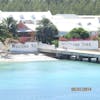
[0,60,100,100]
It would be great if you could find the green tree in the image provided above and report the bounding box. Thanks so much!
[0,17,18,46]
[65,28,89,40]
[51,40,58,47]
[36,18,58,44]
[78,28,90,39]
[0,23,12,44]
[2,17,17,38]
[0,0,100,15]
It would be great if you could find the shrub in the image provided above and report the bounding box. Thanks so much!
[51,40,58,47]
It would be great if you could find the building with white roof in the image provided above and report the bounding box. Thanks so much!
[51,14,100,36]
[0,10,52,41]
[0,10,100,37]
[0,10,52,22]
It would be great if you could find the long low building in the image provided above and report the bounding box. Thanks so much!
[0,10,100,37]
[51,14,100,36]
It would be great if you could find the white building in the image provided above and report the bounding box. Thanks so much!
[0,10,52,32]
[0,10,100,36]
[50,14,100,36]
[0,10,52,22]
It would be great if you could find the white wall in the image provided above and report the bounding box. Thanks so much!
[10,42,38,53]
[38,42,55,49]
[2,42,55,53]
[59,40,98,50]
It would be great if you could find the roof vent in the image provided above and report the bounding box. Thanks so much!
[20,15,24,19]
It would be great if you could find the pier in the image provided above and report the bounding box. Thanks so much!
[39,47,100,63]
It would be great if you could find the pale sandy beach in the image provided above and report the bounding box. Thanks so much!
[0,53,57,62]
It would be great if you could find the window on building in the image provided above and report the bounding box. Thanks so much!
[41,15,46,18]
[98,18,100,23]
[78,22,82,26]
[20,15,24,19]
[87,22,92,26]
[9,15,13,17]
[23,20,34,24]
[31,15,35,19]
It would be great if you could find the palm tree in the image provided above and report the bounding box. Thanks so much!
[36,18,58,44]
[0,17,18,51]
[2,17,17,38]
[0,23,12,44]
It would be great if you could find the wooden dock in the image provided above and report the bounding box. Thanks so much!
[39,48,100,63]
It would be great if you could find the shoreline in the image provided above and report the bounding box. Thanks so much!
[0,53,58,62]
[1,49,100,63]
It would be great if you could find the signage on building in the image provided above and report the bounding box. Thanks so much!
[10,42,38,53]
[59,40,98,50]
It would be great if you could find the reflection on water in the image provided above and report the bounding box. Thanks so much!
[0,60,100,100]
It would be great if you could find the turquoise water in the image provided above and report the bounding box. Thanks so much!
[0,60,100,100]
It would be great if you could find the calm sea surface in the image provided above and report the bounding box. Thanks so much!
[0,60,100,100]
